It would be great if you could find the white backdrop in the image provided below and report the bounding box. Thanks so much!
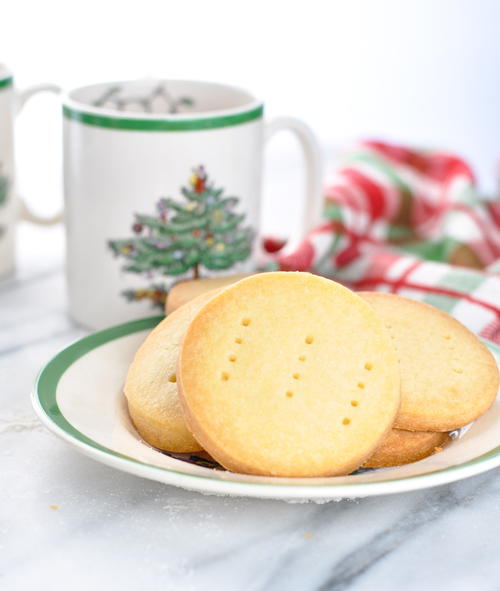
[2,0,500,237]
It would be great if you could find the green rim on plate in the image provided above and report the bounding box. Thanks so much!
[34,316,500,494]
[63,104,264,132]
[0,76,13,90]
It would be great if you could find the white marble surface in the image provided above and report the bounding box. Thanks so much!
[2,222,500,591]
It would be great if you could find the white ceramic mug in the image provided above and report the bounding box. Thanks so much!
[63,79,323,329]
[0,65,61,276]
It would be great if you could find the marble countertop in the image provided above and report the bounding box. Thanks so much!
[2,223,500,591]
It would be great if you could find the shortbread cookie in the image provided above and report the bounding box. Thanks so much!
[166,273,254,314]
[125,290,219,452]
[178,272,401,477]
[360,292,499,432]
[363,429,450,468]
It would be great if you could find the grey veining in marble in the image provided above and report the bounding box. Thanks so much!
[1,223,499,591]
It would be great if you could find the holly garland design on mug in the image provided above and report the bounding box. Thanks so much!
[108,166,254,308]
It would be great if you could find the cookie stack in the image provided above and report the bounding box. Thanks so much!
[124,272,499,477]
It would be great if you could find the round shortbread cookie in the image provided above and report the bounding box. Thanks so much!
[124,290,219,453]
[359,292,499,432]
[178,272,401,477]
[363,429,450,468]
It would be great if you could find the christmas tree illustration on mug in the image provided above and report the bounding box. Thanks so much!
[108,166,254,307]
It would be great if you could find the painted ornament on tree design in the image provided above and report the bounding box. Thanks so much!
[108,166,254,307]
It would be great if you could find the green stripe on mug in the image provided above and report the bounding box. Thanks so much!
[0,76,13,90]
[63,104,264,131]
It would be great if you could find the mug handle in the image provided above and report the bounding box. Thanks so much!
[264,117,323,250]
[15,83,63,225]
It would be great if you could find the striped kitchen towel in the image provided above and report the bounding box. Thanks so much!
[266,141,500,345]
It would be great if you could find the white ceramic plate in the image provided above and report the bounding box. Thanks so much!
[33,316,500,501]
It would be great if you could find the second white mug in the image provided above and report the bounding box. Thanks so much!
[0,65,61,277]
